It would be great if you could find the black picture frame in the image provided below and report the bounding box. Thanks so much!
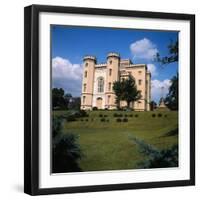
[24,4,195,195]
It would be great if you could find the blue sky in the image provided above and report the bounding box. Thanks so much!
[51,25,178,103]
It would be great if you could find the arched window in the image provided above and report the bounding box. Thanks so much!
[97,77,104,93]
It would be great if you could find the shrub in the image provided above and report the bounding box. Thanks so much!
[101,118,106,122]
[116,118,122,122]
[104,108,108,110]
[53,133,82,173]
[113,113,118,117]
[70,110,89,119]
[129,114,133,117]
[52,116,62,138]
[135,114,139,118]
[107,119,109,122]
[130,137,178,169]
[85,118,88,122]
[164,114,167,118]
[125,114,128,117]
[92,107,98,110]
[99,114,103,117]
[67,115,76,122]
[73,112,80,118]
[79,110,87,117]
[123,118,128,122]
[52,117,82,173]
[59,114,69,120]
[158,113,162,117]
[152,113,156,118]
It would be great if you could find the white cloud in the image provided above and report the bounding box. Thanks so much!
[147,64,158,77]
[151,79,171,103]
[52,56,82,80]
[52,57,83,96]
[130,38,158,60]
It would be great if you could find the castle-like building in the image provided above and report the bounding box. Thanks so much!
[81,53,151,111]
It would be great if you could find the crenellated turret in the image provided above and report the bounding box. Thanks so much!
[105,52,120,109]
[107,52,120,59]
[81,55,96,110]
[83,55,97,63]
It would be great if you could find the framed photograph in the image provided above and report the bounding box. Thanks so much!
[24,4,195,195]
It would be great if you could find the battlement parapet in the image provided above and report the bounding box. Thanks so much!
[83,55,96,62]
[95,63,107,67]
[107,52,120,58]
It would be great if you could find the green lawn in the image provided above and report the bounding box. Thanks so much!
[53,110,178,172]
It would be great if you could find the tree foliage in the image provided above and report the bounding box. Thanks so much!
[155,38,179,110]
[68,97,81,110]
[52,116,82,173]
[150,101,157,111]
[113,75,141,109]
[130,136,178,168]
[156,39,178,65]
[165,73,178,110]
[52,88,66,109]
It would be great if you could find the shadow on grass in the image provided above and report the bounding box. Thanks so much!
[160,127,178,137]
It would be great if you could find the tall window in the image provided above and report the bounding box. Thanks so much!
[139,90,142,98]
[83,96,86,104]
[138,70,142,75]
[109,60,112,65]
[85,62,88,67]
[107,95,111,104]
[98,77,104,93]
[108,82,111,91]
[138,79,142,85]
[109,69,112,76]
[83,84,86,92]
[84,71,87,78]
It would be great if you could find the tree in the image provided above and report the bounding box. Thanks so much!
[155,39,179,110]
[165,73,178,110]
[64,93,72,109]
[112,80,124,109]
[52,88,66,109]
[150,101,157,111]
[52,116,82,173]
[68,97,81,110]
[113,75,141,109]
[156,39,178,65]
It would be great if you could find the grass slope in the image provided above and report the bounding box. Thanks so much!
[53,110,178,172]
